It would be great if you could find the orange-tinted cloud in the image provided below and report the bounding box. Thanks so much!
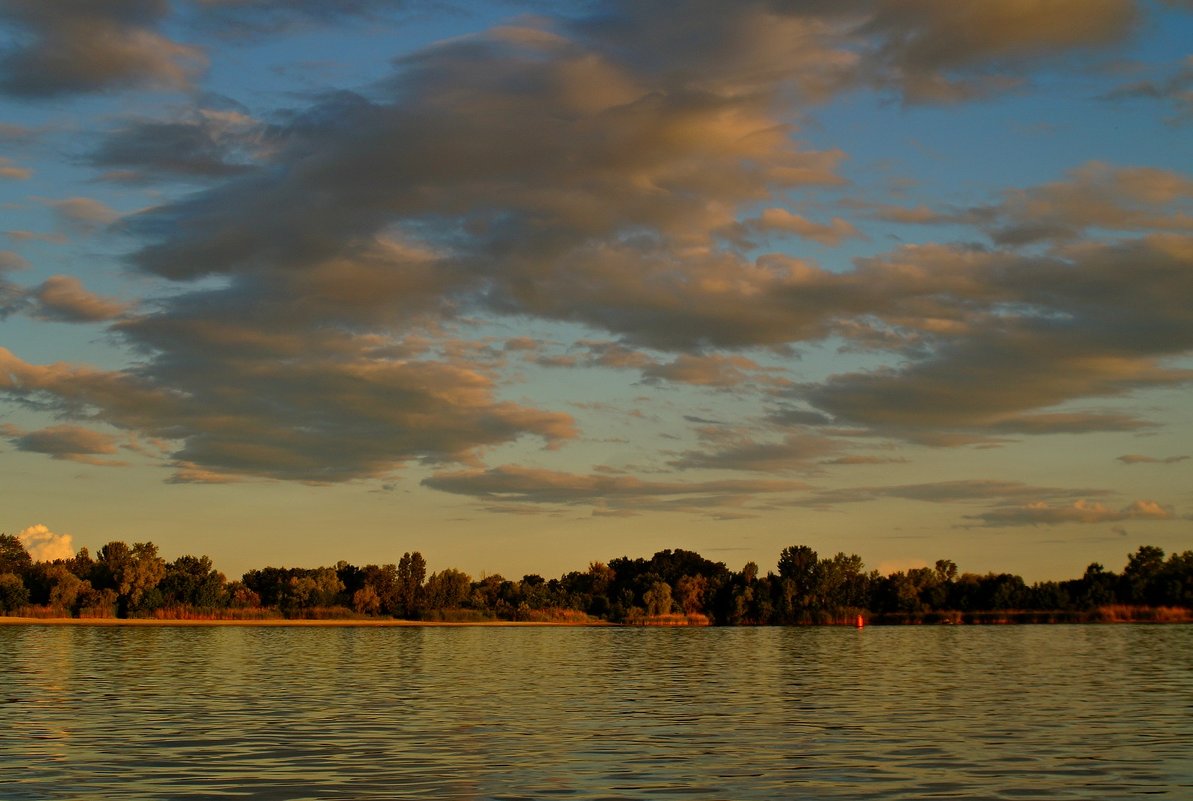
[17,523,75,561]
[0,157,31,180]
[32,276,128,322]
[0,0,205,98]
[3,423,125,466]
[968,499,1175,527]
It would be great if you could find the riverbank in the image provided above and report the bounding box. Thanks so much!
[867,605,1192,625]
[0,616,611,627]
[2,606,1189,627]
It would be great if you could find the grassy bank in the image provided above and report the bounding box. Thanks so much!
[866,605,1193,625]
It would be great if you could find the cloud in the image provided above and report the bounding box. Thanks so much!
[0,157,31,179]
[0,122,35,141]
[0,270,127,323]
[786,478,1179,532]
[16,524,75,562]
[571,1,860,102]
[537,341,654,371]
[801,235,1193,441]
[967,499,1175,527]
[0,0,205,98]
[4,16,850,483]
[989,412,1154,435]
[798,480,1105,509]
[1099,55,1193,124]
[0,281,24,318]
[87,104,266,182]
[578,1,1139,105]
[854,0,1140,103]
[979,162,1193,245]
[766,406,834,427]
[0,3,1187,491]
[738,208,861,246]
[820,455,908,466]
[0,345,575,482]
[165,462,245,484]
[0,251,29,272]
[423,464,807,513]
[867,203,954,224]
[3,423,125,466]
[188,0,406,38]
[6,230,66,245]
[640,354,790,390]
[670,431,843,473]
[31,276,129,323]
[856,162,1193,242]
[1117,454,1190,465]
[48,197,121,236]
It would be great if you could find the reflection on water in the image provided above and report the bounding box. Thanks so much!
[1,625,1190,799]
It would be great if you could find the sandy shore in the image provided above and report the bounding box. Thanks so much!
[0,616,609,628]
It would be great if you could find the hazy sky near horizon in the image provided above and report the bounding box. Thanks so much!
[1,0,1191,582]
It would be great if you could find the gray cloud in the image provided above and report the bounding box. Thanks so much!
[820,455,907,466]
[798,480,1106,509]
[187,0,408,39]
[1117,454,1190,465]
[980,163,1193,245]
[3,423,125,466]
[578,0,1140,105]
[423,464,807,513]
[0,0,205,98]
[88,105,265,182]
[0,251,28,318]
[670,431,843,473]
[1099,55,1193,123]
[854,0,1139,103]
[802,235,1193,440]
[989,412,1154,435]
[1,1,1186,492]
[766,406,834,427]
[854,162,1193,244]
[0,345,575,482]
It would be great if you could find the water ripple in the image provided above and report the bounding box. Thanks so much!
[1,625,1190,799]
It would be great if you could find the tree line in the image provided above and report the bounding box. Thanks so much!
[0,534,1190,623]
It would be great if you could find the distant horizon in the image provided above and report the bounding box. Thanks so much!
[1,1,1191,586]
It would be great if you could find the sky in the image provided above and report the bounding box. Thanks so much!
[1,0,1191,582]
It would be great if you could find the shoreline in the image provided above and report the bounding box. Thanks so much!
[2,613,1189,628]
[0,616,611,628]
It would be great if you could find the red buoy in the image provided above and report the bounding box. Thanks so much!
[856,614,865,628]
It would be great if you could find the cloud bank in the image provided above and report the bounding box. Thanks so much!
[0,0,1188,517]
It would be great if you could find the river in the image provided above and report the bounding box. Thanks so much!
[2,624,1190,799]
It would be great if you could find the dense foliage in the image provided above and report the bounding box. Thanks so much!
[0,534,1190,623]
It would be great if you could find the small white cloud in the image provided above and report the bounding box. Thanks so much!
[17,523,75,562]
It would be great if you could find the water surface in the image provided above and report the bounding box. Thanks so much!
[2,625,1190,799]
